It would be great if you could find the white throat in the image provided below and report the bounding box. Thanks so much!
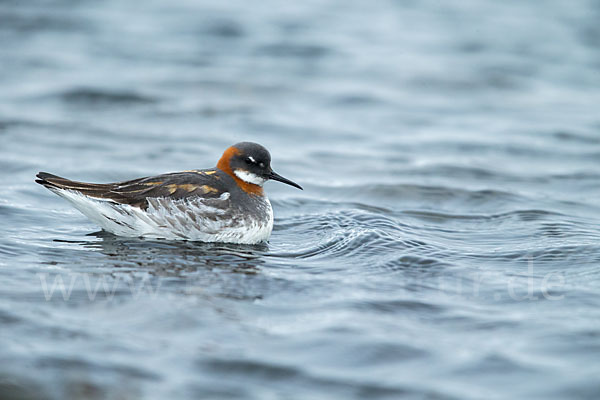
[234,169,266,186]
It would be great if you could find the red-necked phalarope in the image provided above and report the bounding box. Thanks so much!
[36,142,302,244]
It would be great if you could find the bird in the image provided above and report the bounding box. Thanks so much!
[35,142,302,244]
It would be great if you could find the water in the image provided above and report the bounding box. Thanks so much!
[1,0,600,398]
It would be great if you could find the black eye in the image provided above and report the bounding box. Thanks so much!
[245,158,253,165]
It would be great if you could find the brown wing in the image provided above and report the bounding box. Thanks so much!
[36,169,226,209]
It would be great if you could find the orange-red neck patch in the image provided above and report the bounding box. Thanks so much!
[217,146,265,196]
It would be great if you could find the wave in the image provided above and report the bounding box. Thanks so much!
[56,88,158,107]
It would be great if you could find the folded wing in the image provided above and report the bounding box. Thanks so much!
[35,170,226,209]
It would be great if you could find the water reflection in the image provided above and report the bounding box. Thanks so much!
[43,231,271,305]
[82,230,268,273]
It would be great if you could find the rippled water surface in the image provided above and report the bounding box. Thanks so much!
[2,0,600,399]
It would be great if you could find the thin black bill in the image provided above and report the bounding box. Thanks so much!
[268,171,303,190]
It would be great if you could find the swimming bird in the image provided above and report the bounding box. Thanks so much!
[35,142,302,244]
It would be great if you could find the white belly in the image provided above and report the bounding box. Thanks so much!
[51,189,274,244]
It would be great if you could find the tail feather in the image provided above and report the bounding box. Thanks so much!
[35,171,128,204]
[35,172,63,187]
[36,172,111,191]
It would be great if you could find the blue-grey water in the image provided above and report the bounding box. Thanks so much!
[1,0,600,399]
